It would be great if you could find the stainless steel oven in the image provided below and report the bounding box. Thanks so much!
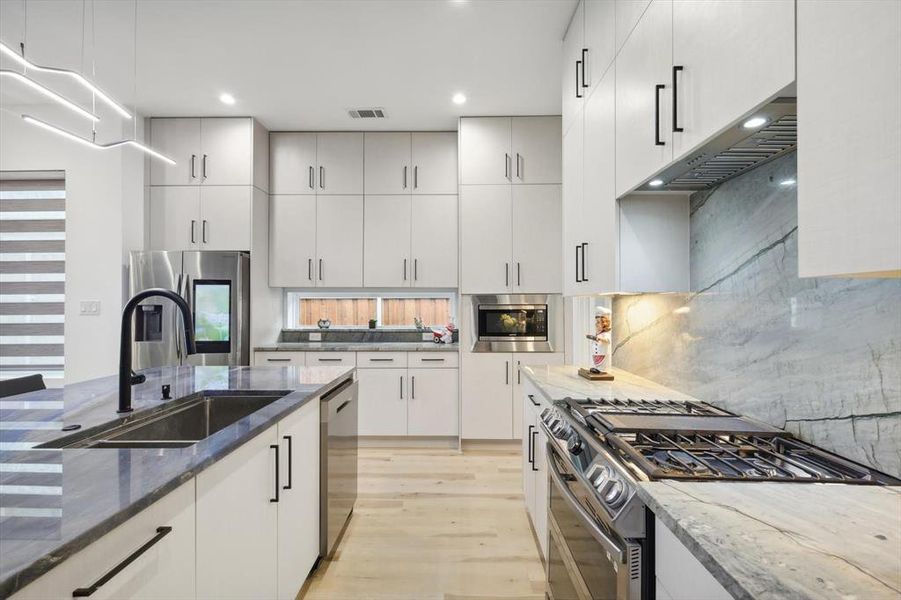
[546,442,645,599]
[471,294,556,352]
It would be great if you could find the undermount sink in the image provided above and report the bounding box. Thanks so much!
[38,391,290,449]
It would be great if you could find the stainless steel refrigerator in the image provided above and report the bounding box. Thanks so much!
[129,251,250,369]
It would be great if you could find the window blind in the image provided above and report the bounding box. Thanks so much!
[0,177,65,381]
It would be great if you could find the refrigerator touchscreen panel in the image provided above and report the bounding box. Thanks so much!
[193,279,232,354]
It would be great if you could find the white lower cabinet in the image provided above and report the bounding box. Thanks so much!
[655,516,730,600]
[11,482,196,600]
[357,367,408,436]
[254,351,305,366]
[407,368,458,436]
[357,352,459,437]
[462,352,562,440]
[276,400,321,600]
[521,381,548,562]
[196,425,279,599]
[149,185,252,252]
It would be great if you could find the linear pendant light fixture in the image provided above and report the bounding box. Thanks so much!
[0,40,132,119]
[0,69,99,122]
[23,114,176,164]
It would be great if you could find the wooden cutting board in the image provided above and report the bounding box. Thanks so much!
[578,368,614,381]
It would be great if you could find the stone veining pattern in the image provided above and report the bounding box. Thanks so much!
[612,152,901,477]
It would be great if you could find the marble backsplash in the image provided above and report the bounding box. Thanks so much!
[612,152,901,477]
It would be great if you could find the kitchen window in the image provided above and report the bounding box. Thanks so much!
[0,174,66,382]
[285,291,456,329]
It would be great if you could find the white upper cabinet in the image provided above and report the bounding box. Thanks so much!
[316,195,364,286]
[364,133,411,195]
[460,185,513,294]
[511,117,562,184]
[364,195,412,287]
[411,195,458,288]
[562,1,585,136]
[149,118,201,185]
[797,0,901,278]
[150,118,256,187]
[316,133,364,194]
[149,186,200,251]
[581,67,618,294]
[584,0,616,96]
[615,0,673,197]
[270,133,317,194]
[562,117,584,297]
[615,0,653,53]
[411,132,457,194]
[618,193,689,292]
[512,185,562,293]
[200,119,253,186]
[269,195,317,287]
[460,117,512,185]
[200,186,252,251]
[671,0,795,159]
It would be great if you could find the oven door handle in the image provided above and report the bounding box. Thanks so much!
[547,448,626,564]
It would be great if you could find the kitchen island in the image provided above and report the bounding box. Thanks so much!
[523,365,901,600]
[0,364,354,599]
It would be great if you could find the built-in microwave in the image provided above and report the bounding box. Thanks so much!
[471,294,555,352]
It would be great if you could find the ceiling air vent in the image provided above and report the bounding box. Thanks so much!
[348,108,387,119]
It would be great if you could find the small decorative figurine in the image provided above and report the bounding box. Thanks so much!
[579,307,614,381]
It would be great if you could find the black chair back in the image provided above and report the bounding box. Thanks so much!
[0,374,47,398]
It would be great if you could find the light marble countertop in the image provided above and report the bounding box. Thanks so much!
[254,341,459,352]
[523,365,901,600]
[0,365,354,598]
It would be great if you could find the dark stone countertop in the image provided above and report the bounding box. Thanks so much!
[254,341,459,352]
[0,365,354,598]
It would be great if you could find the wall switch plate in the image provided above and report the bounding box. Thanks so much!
[80,300,101,316]
[309,332,322,341]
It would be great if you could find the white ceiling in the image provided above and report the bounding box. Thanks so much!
[0,0,576,131]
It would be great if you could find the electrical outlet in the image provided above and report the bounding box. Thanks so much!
[309,332,322,341]
[79,300,101,316]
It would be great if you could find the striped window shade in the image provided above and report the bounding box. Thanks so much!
[0,176,65,381]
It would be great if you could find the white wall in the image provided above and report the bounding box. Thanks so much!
[0,107,145,384]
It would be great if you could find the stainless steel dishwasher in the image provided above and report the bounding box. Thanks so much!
[320,378,358,557]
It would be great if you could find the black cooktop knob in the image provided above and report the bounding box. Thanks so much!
[567,435,584,455]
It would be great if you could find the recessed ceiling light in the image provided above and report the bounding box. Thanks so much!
[780,178,797,186]
[649,179,664,187]
[219,93,236,105]
[742,116,767,129]
[452,93,467,105]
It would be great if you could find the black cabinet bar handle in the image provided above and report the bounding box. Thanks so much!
[517,262,521,287]
[505,262,509,287]
[190,154,196,179]
[411,375,415,399]
[528,394,540,407]
[283,435,293,490]
[575,245,582,283]
[266,358,291,362]
[581,48,589,88]
[72,527,173,597]
[527,424,535,465]
[190,220,196,244]
[404,258,407,281]
[270,444,279,502]
[414,165,418,189]
[317,357,342,362]
[655,84,665,146]
[517,360,521,384]
[673,66,684,132]
[309,165,314,189]
[369,357,394,362]
[531,429,539,471]
[581,242,589,282]
[308,258,313,281]
[515,152,521,179]
[319,166,324,189]
[201,154,208,179]
[576,60,583,98]
[504,153,511,180]
[202,220,208,244]
[400,375,404,399]
[414,258,418,281]
[336,400,351,413]
[421,357,445,362]
[505,361,510,385]
[319,258,323,281]
[403,165,408,189]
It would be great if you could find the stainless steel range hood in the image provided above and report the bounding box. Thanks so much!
[635,97,797,192]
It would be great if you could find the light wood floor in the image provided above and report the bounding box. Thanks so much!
[302,445,546,600]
